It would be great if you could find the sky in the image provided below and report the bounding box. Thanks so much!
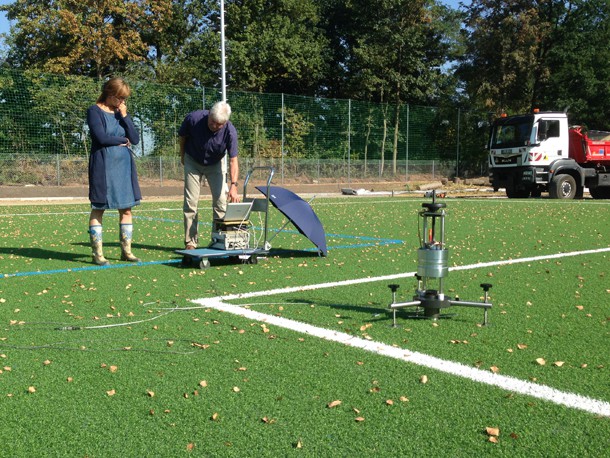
[0,0,468,50]
[0,0,12,48]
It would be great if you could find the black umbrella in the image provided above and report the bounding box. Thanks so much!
[256,186,327,256]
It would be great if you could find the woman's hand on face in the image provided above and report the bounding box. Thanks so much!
[118,101,128,117]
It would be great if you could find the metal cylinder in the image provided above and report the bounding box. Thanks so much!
[417,248,448,278]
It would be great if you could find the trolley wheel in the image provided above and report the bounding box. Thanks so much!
[249,255,258,265]
[199,258,211,269]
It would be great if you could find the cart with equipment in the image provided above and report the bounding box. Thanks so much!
[176,166,275,269]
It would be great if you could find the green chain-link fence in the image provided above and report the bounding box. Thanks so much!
[0,69,489,186]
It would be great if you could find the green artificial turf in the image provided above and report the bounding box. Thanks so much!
[0,197,608,456]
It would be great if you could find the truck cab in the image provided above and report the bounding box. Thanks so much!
[488,112,583,198]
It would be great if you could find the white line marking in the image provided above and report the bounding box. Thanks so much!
[190,247,610,417]
[217,246,610,302]
[194,298,610,417]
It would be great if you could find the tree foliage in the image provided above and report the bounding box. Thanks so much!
[3,0,173,78]
[1,0,610,167]
[458,0,610,128]
[225,0,328,95]
[540,0,610,129]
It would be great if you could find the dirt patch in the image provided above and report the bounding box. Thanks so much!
[0,178,493,205]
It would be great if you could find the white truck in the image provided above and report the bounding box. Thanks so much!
[488,111,610,199]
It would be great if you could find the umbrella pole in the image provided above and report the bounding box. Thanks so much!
[266,196,317,245]
[244,166,275,251]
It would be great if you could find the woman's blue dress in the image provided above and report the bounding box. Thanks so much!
[87,105,141,209]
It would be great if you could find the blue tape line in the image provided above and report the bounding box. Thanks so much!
[1,259,182,279]
[1,214,405,279]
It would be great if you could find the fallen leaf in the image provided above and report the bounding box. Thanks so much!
[420,375,428,384]
[553,361,565,367]
[490,366,500,373]
[535,358,546,366]
[106,389,116,396]
[199,380,208,387]
[147,390,155,397]
[385,399,394,406]
[327,400,342,408]
[232,386,240,393]
[355,417,365,422]
[28,386,36,394]
[486,426,500,436]
[517,344,528,350]
[488,436,499,443]
[186,443,195,451]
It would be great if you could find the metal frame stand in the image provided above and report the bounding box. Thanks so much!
[388,192,493,326]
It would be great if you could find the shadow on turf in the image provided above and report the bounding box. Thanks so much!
[0,246,88,263]
[303,299,476,326]
[174,247,323,269]
[301,298,388,319]
[0,242,179,264]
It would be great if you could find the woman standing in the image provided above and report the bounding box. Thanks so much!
[87,77,141,265]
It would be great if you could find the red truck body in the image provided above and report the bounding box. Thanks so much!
[569,127,610,165]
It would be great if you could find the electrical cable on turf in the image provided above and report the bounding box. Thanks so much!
[53,301,180,331]
[0,341,197,354]
[153,301,312,311]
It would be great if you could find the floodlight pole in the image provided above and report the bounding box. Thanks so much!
[220,0,227,103]
[220,0,228,184]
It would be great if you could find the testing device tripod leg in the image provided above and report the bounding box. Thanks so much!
[388,284,400,327]
[481,283,493,326]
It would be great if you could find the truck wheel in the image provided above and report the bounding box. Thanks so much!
[549,174,577,199]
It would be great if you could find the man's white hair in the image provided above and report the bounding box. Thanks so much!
[209,101,232,124]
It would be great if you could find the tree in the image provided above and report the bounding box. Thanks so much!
[140,0,224,86]
[321,0,457,174]
[540,0,610,129]
[2,0,173,78]
[224,0,328,95]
